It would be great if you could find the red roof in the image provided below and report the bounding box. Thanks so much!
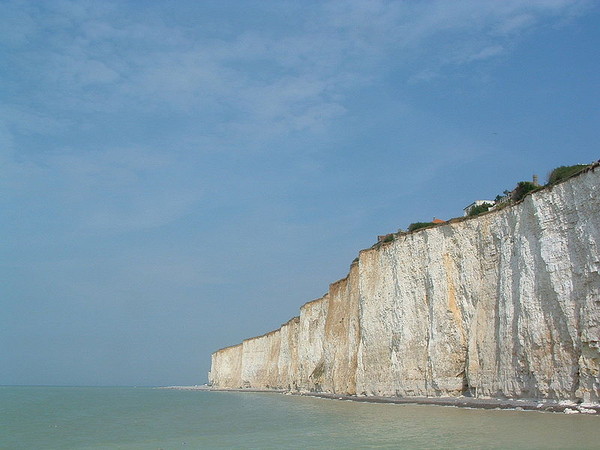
[431,218,445,224]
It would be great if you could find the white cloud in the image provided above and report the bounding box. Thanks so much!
[469,45,505,62]
[408,69,441,85]
[493,14,536,35]
[0,1,37,46]
[1,142,203,233]
[83,189,199,231]
[2,0,589,142]
[1,0,592,233]
[0,105,72,136]
[78,59,120,85]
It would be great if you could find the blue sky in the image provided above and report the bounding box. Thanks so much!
[1,0,599,386]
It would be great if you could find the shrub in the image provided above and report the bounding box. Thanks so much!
[382,234,395,243]
[408,222,435,232]
[513,181,538,202]
[547,164,588,185]
[468,202,494,216]
[495,190,512,203]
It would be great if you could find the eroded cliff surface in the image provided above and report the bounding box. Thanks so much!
[209,168,600,403]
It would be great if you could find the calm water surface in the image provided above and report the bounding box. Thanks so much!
[1,386,599,449]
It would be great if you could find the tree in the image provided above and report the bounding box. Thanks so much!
[468,202,493,216]
[547,164,588,185]
[513,181,538,202]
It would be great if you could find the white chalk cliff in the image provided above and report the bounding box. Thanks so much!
[209,167,600,404]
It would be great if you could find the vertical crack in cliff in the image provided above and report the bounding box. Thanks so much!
[443,251,468,395]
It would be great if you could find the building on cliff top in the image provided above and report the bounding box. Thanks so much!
[463,200,495,217]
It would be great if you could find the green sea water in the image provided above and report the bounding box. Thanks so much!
[1,386,599,449]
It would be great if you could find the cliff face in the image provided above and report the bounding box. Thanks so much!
[209,168,600,403]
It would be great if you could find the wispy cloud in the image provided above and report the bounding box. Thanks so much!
[4,0,588,119]
[1,0,591,233]
[2,143,203,233]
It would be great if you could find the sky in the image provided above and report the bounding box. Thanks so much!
[1,0,599,387]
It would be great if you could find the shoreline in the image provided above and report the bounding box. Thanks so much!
[162,386,599,415]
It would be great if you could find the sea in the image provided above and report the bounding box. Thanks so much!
[1,386,599,449]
